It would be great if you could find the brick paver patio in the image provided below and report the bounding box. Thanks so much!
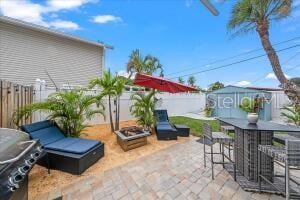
[43,138,284,200]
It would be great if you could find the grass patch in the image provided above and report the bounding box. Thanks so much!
[169,116,219,137]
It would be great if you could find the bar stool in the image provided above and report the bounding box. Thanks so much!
[203,123,236,180]
[258,140,300,199]
[220,125,235,160]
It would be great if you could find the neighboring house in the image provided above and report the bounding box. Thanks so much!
[0,16,111,87]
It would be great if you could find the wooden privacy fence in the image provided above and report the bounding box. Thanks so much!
[0,80,34,128]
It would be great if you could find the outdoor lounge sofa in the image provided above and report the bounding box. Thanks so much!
[154,109,178,140]
[21,120,104,175]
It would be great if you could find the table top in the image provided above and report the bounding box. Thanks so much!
[218,118,300,132]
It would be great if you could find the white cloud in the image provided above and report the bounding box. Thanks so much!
[0,0,47,26]
[92,15,122,24]
[117,70,129,78]
[46,0,96,11]
[117,70,133,79]
[235,81,251,87]
[49,20,79,30]
[0,0,97,30]
[265,73,291,80]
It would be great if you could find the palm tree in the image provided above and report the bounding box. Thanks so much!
[228,0,299,105]
[130,90,156,131]
[114,77,125,130]
[188,76,196,87]
[90,71,118,132]
[127,49,164,78]
[13,89,105,137]
[178,77,185,84]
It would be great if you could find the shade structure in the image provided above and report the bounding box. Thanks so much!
[133,73,199,93]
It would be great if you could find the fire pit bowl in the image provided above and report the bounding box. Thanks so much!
[114,126,150,151]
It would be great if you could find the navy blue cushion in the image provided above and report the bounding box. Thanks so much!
[22,120,54,133]
[157,122,177,131]
[154,110,169,122]
[45,138,100,154]
[30,126,65,146]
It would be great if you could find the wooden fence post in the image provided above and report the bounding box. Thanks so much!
[0,80,34,128]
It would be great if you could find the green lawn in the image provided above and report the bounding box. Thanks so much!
[169,116,219,137]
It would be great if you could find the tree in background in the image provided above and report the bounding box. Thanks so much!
[178,77,185,84]
[127,49,164,78]
[208,81,224,92]
[187,76,196,87]
[228,0,300,105]
[291,77,300,87]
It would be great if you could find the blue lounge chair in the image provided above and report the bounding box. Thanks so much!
[21,120,104,175]
[154,109,178,140]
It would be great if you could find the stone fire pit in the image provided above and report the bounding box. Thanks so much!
[114,126,150,151]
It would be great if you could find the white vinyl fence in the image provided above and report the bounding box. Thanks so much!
[270,91,291,122]
[32,80,291,124]
[33,82,206,125]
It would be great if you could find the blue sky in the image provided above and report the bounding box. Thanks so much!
[1,0,300,89]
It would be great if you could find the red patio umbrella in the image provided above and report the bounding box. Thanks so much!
[133,73,199,93]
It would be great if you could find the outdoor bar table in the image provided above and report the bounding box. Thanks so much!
[218,118,300,192]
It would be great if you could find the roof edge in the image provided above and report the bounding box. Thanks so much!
[207,85,275,94]
[0,15,113,49]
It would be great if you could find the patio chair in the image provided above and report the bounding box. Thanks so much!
[258,140,300,199]
[21,120,104,175]
[203,123,236,180]
[154,109,178,140]
[274,132,300,145]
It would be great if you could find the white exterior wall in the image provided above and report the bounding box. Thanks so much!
[0,19,103,87]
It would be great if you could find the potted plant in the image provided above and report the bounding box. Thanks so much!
[239,96,262,124]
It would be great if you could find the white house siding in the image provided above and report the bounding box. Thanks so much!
[0,19,103,87]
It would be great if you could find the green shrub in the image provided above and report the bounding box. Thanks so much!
[13,89,105,137]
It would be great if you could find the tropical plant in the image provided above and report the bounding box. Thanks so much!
[208,81,224,92]
[90,71,119,132]
[187,76,196,87]
[127,49,164,78]
[291,77,300,87]
[130,90,156,131]
[204,106,213,117]
[13,89,105,137]
[114,78,125,130]
[239,96,262,113]
[228,0,300,105]
[178,77,185,84]
[281,105,300,126]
